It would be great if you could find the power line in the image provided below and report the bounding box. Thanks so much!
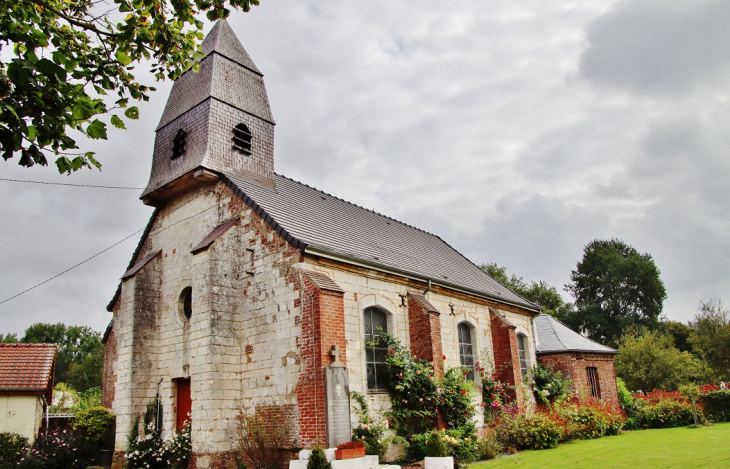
[0,228,145,306]
[0,178,143,190]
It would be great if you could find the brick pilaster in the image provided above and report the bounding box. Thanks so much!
[490,311,525,410]
[295,271,346,448]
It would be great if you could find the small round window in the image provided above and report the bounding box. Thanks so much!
[179,287,192,320]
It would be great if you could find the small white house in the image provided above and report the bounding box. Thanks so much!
[0,344,56,443]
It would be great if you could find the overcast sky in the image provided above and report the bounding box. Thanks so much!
[2,0,729,336]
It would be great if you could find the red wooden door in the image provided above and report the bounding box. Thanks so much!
[176,378,191,430]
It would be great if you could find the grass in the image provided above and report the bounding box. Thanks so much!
[469,422,730,468]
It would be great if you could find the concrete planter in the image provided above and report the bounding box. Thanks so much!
[424,456,454,469]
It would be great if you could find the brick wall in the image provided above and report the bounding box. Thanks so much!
[539,352,619,410]
[407,292,444,378]
[490,312,525,410]
[295,272,346,448]
[101,325,117,409]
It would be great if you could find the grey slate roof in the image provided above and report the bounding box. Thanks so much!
[534,314,618,355]
[201,20,261,75]
[156,21,274,130]
[221,172,540,311]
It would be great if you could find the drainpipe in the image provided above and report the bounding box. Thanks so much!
[424,279,432,297]
[156,378,163,433]
[41,396,49,435]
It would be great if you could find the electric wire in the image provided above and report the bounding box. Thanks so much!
[0,228,145,306]
[0,178,143,190]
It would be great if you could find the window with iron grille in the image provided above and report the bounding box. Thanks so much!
[516,334,529,380]
[172,129,186,159]
[364,307,388,390]
[232,123,252,155]
[458,322,475,380]
[587,367,601,398]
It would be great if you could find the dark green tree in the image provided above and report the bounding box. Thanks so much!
[664,321,695,353]
[1,0,259,173]
[690,299,730,380]
[564,238,667,345]
[21,322,103,391]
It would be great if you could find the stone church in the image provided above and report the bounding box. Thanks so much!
[100,20,609,468]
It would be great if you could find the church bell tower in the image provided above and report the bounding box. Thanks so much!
[141,20,275,205]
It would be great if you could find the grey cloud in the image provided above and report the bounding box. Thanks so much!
[580,0,730,95]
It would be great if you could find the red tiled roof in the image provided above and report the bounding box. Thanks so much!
[0,344,56,395]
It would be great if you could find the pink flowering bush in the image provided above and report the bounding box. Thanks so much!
[481,374,510,424]
[350,391,390,460]
[15,429,97,469]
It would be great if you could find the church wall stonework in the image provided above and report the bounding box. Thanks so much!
[110,182,304,468]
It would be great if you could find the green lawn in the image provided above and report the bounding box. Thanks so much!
[469,422,730,468]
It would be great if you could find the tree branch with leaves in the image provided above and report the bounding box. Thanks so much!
[1,0,259,173]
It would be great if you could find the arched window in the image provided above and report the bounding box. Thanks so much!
[458,322,475,380]
[364,307,388,389]
[179,287,192,320]
[587,367,601,398]
[232,123,252,155]
[172,129,186,159]
[516,333,529,380]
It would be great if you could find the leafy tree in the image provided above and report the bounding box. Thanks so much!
[564,238,667,345]
[20,322,103,391]
[690,299,730,380]
[0,333,19,343]
[664,320,695,353]
[1,0,259,173]
[615,328,708,392]
[480,262,574,318]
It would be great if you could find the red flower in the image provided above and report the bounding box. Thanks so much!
[461,390,466,394]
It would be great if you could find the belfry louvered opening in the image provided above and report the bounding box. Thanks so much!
[172,129,186,159]
[232,123,252,155]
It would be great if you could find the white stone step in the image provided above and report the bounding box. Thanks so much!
[289,452,400,469]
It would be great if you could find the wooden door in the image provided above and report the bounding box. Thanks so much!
[176,378,191,430]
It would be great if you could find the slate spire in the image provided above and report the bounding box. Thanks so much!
[201,19,261,75]
[142,20,276,202]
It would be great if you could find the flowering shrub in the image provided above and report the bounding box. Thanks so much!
[0,432,29,466]
[441,367,477,429]
[632,397,697,428]
[553,400,624,440]
[126,400,191,469]
[378,334,439,435]
[493,413,563,451]
[16,429,97,469]
[700,389,730,422]
[481,374,510,424]
[350,391,391,460]
[407,428,478,464]
[532,364,571,406]
[335,441,365,450]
